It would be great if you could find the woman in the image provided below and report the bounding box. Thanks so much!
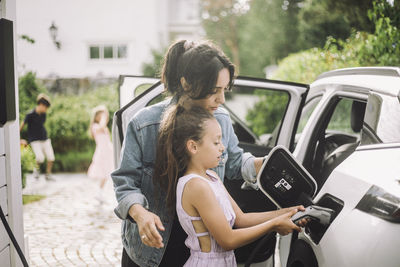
[111,40,265,267]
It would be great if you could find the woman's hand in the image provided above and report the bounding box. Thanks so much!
[129,204,165,248]
[272,208,303,236]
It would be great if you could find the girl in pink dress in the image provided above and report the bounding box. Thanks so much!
[152,105,308,267]
[88,105,114,203]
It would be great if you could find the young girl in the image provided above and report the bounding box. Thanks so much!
[153,105,306,266]
[88,105,113,203]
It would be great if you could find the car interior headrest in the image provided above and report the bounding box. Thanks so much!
[351,101,366,133]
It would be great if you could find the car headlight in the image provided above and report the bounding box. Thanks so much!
[356,185,400,223]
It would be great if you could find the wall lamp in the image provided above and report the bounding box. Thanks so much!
[49,21,61,49]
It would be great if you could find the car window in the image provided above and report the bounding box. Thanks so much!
[326,98,359,134]
[224,86,289,147]
[296,96,322,135]
[134,83,154,98]
[146,92,169,107]
[361,93,400,145]
[303,96,366,189]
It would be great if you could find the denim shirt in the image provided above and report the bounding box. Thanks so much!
[111,98,256,267]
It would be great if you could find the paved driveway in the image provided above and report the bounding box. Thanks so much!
[23,173,122,266]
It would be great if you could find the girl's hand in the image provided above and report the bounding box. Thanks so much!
[129,205,165,248]
[285,205,309,227]
[272,208,302,236]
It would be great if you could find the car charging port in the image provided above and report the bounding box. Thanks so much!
[305,194,344,244]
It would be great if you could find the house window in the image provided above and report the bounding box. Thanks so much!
[89,44,127,60]
[90,46,100,59]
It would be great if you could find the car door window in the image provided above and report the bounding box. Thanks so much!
[146,92,170,107]
[326,98,360,135]
[224,86,289,149]
[304,96,366,189]
[294,95,322,148]
[134,83,154,98]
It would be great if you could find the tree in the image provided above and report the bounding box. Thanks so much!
[297,0,375,49]
[201,0,247,69]
[142,48,166,77]
[18,72,47,121]
[238,0,303,77]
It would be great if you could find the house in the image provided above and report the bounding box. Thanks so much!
[16,0,203,79]
[1,0,25,266]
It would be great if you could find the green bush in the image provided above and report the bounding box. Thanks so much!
[19,72,47,121]
[18,71,118,173]
[246,91,289,136]
[46,84,118,172]
[19,72,48,140]
[249,0,399,136]
[53,148,95,173]
[20,145,36,188]
[271,34,364,84]
[272,0,400,84]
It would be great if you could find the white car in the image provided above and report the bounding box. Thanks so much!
[112,67,400,267]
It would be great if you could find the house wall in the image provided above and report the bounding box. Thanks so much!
[16,0,163,78]
[16,0,203,79]
[1,0,25,266]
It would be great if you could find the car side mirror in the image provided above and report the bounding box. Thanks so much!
[257,145,317,208]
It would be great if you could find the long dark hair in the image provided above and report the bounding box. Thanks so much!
[161,40,235,100]
[153,105,214,213]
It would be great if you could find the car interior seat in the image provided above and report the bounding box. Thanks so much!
[320,101,366,184]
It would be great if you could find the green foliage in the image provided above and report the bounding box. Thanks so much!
[142,48,166,77]
[273,0,400,84]
[271,33,364,83]
[237,0,302,77]
[357,0,400,65]
[46,84,118,172]
[18,72,47,123]
[202,0,303,77]
[23,195,45,205]
[20,145,36,188]
[19,72,118,173]
[248,0,399,136]
[246,91,289,136]
[298,0,374,49]
[200,0,376,77]
[53,148,95,172]
[19,34,35,44]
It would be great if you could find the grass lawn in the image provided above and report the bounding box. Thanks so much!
[23,194,46,205]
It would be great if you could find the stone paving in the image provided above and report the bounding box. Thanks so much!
[23,173,122,267]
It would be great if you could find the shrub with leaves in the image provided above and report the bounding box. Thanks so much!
[248,0,399,136]
[20,145,36,188]
[46,84,118,172]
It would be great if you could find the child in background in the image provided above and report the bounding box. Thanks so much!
[153,105,307,267]
[87,105,114,204]
[20,93,55,181]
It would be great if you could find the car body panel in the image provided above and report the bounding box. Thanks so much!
[302,147,400,267]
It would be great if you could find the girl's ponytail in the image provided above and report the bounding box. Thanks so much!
[153,104,181,213]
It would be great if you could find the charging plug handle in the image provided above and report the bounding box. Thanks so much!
[291,205,334,226]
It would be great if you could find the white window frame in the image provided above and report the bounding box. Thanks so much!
[88,44,128,61]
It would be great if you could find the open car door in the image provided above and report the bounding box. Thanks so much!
[112,75,309,264]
